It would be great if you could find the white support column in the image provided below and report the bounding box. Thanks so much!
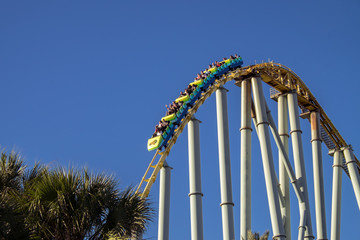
[278,94,291,240]
[188,117,204,240]
[264,100,306,240]
[287,91,314,239]
[343,146,360,210]
[330,150,343,240]
[310,111,327,240]
[158,161,172,240]
[216,87,235,240]
[240,79,252,240]
[251,77,286,240]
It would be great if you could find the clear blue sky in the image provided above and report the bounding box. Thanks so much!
[1,1,360,239]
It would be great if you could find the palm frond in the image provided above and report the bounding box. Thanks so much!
[103,187,154,239]
[0,151,25,194]
[247,229,270,240]
[0,151,30,239]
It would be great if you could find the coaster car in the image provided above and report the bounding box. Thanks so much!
[175,95,190,103]
[224,59,231,64]
[190,79,204,86]
[161,113,177,123]
[147,135,163,151]
[208,67,217,73]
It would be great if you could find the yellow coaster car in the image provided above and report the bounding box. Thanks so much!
[190,79,203,86]
[147,135,163,151]
[175,95,190,103]
[208,67,217,73]
[161,113,177,122]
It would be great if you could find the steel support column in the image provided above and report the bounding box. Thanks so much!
[278,94,291,240]
[240,79,252,240]
[216,87,235,240]
[330,150,343,240]
[158,161,172,240]
[188,117,204,240]
[310,111,327,240]
[264,100,306,240]
[343,147,360,210]
[251,77,286,240]
[287,91,314,239]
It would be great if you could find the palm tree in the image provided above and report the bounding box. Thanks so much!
[0,151,29,239]
[0,151,154,239]
[0,151,49,239]
[20,167,153,239]
[246,230,270,240]
[103,188,153,239]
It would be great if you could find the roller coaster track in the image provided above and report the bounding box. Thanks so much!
[136,62,360,199]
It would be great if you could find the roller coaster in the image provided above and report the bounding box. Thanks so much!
[135,57,360,240]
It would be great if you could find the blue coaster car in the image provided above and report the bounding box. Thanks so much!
[202,75,215,90]
[216,63,230,77]
[159,123,176,149]
[175,105,189,125]
[232,58,243,68]
[188,88,202,106]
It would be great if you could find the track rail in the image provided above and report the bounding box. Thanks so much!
[136,62,359,198]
